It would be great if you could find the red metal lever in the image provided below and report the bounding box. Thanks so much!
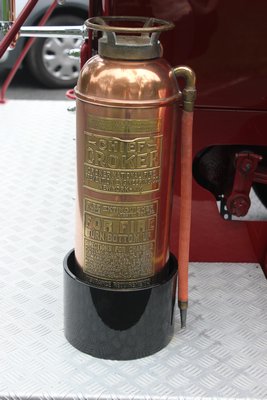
[226,152,265,217]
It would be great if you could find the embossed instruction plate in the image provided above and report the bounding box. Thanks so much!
[83,197,158,281]
[84,132,162,194]
[84,114,162,195]
[87,114,161,134]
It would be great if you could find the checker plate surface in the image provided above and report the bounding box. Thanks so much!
[0,101,266,400]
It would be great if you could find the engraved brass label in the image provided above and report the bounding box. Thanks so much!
[84,132,162,194]
[88,115,160,134]
[83,198,158,281]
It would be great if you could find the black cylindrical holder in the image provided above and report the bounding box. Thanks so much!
[64,250,178,360]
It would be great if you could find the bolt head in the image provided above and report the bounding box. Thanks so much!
[229,195,250,217]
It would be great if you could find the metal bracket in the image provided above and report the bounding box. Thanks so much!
[225,152,265,217]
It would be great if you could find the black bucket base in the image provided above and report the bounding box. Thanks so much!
[64,250,178,360]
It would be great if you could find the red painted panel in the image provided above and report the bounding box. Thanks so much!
[111,0,267,269]
[112,0,267,110]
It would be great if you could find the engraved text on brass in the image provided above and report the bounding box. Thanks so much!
[88,115,160,134]
[83,198,158,281]
[84,132,162,194]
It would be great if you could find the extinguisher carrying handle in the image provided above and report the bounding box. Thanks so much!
[173,66,196,328]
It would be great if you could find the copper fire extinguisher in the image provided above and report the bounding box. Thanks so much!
[64,16,196,360]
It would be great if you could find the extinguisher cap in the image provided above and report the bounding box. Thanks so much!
[85,16,174,61]
[98,34,162,60]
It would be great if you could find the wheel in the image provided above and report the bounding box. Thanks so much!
[26,15,83,88]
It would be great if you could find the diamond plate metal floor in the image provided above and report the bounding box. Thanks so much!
[0,100,266,400]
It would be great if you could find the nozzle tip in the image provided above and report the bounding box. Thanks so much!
[178,300,188,328]
[180,308,187,328]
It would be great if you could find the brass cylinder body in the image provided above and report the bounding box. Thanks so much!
[75,54,181,287]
